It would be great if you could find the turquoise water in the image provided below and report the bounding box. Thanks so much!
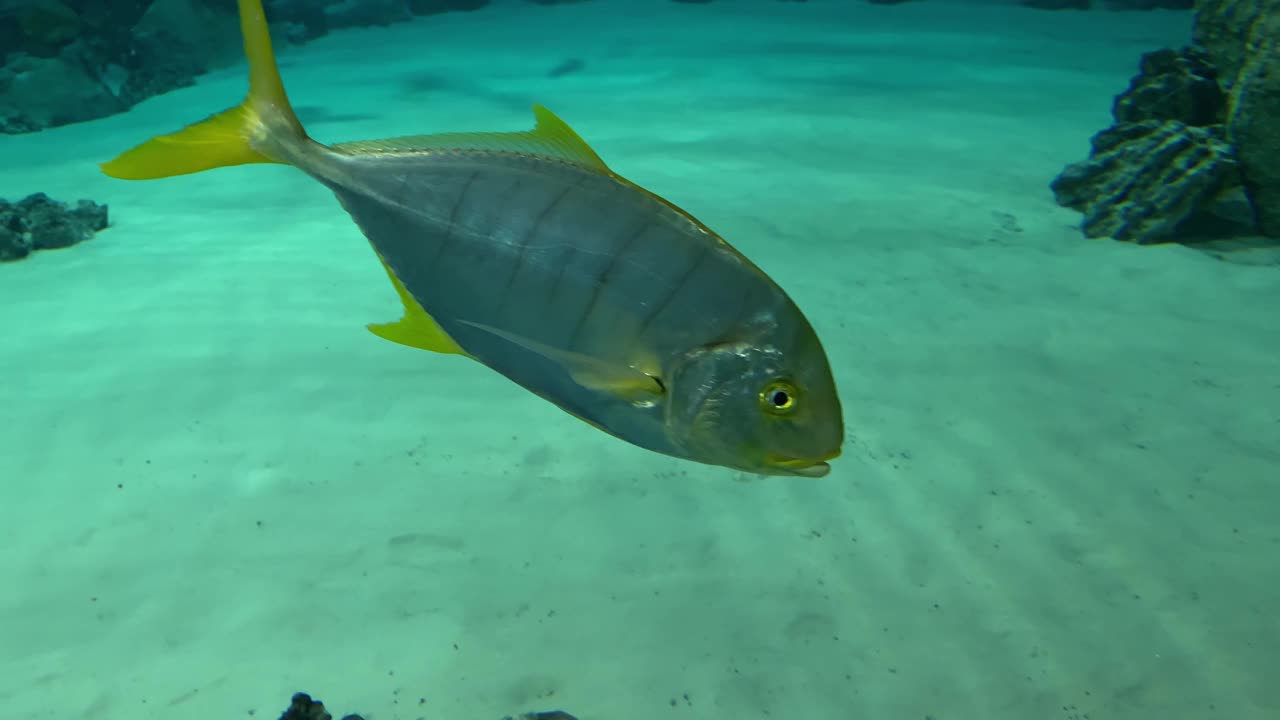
[1,1,1276,719]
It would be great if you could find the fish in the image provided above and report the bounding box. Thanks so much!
[100,0,844,478]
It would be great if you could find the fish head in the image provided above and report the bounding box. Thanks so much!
[665,331,843,477]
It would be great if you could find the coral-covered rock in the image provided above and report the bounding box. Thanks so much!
[1053,0,1280,243]
[7,0,82,58]
[0,51,122,131]
[0,224,32,262]
[322,0,411,28]
[0,194,109,261]
[410,0,491,15]
[1103,0,1193,8]
[1021,0,1193,8]
[1112,47,1224,126]
[0,0,221,134]
[1051,121,1239,244]
[274,691,577,720]
[1052,43,1241,244]
[1196,0,1280,235]
[1021,0,1090,9]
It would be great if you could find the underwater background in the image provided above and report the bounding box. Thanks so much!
[1,0,1277,718]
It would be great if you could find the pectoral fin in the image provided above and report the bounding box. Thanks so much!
[458,320,663,402]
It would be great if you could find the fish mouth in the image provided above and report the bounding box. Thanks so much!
[788,461,831,478]
[765,451,839,477]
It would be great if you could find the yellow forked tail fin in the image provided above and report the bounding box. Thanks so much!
[99,0,305,180]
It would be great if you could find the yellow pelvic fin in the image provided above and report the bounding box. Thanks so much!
[332,105,613,175]
[457,320,663,402]
[367,256,466,356]
[99,0,304,180]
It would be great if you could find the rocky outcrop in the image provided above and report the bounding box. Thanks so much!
[0,0,232,134]
[1194,0,1280,236]
[1052,121,1238,242]
[0,0,497,134]
[1051,47,1242,244]
[1112,47,1225,125]
[0,193,109,262]
[1051,0,1280,244]
[1020,1,1193,9]
[276,690,576,720]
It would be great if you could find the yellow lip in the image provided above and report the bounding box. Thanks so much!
[766,449,840,477]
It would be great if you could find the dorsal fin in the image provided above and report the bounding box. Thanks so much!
[332,104,612,174]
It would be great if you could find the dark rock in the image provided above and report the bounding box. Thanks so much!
[1112,47,1224,126]
[1020,0,1091,9]
[410,0,490,14]
[273,691,577,720]
[1052,0,1280,243]
[70,198,110,232]
[1195,0,1280,235]
[0,51,123,130]
[322,0,411,28]
[1051,121,1239,244]
[1192,0,1259,81]
[8,0,82,57]
[1103,0,1194,8]
[0,0,219,134]
[278,692,357,720]
[1021,1,1195,8]
[0,225,32,261]
[0,193,109,261]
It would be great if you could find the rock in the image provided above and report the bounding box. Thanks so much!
[0,193,109,261]
[1052,43,1240,244]
[8,0,81,58]
[1112,47,1224,126]
[1194,0,1280,236]
[273,691,578,720]
[0,51,123,130]
[323,0,411,28]
[1103,0,1194,8]
[1020,0,1090,9]
[0,0,216,134]
[133,0,240,69]
[1192,0,1258,80]
[1052,0,1280,243]
[410,0,491,14]
[1051,121,1239,244]
[0,227,32,261]
[1021,0,1194,8]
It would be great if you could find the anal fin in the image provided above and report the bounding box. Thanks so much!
[367,256,466,356]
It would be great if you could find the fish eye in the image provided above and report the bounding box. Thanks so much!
[759,380,799,416]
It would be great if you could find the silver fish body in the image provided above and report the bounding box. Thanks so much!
[303,145,835,467]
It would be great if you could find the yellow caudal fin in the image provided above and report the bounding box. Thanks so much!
[100,0,305,180]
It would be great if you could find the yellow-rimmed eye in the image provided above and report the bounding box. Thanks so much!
[759,380,799,416]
